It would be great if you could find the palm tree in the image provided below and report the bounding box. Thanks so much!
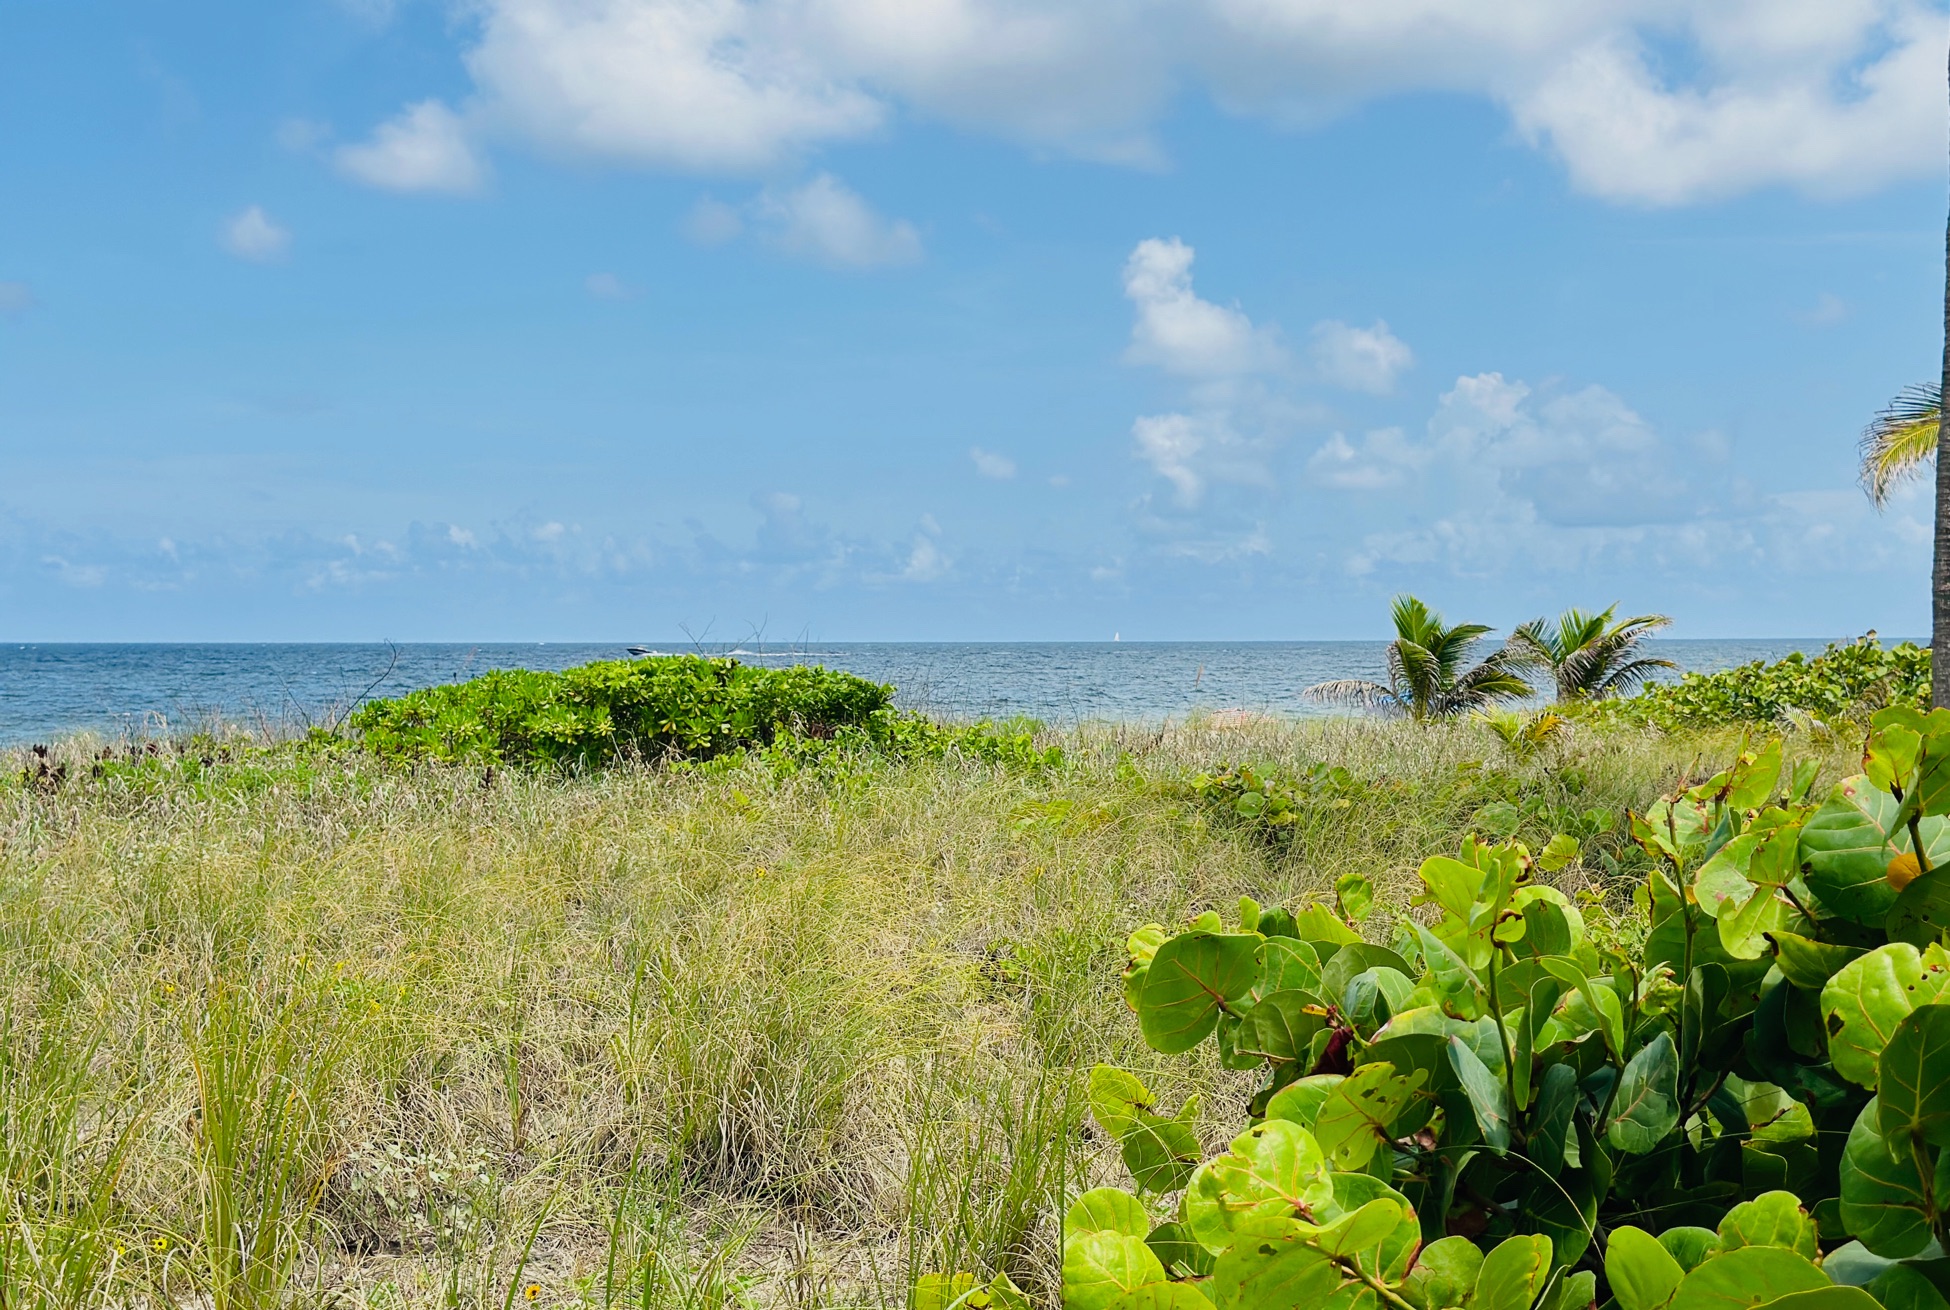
[1306,595,1533,720]
[1857,382,1950,711]
[1506,605,1676,703]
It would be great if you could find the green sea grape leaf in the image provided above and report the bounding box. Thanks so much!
[1207,1227,1342,1310]
[1529,1062,1581,1173]
[1665,1247,1830,1310]
[1717,1192,1818,1260]
[1728,740,1785,812]
[1821,943,1950,1088]
[1751,1291,1883,1310]
[1801,778,1907,925]
[1089,1065,1156,1138]
[1294,904,1363,947]
[1769,932,1865,992]
[1321,944,1414,1008]
[1607,1032,1680,1154]
[1467,1233,1552,1310]
[1416,854,1484,920]
[1312,1062,1425,1170]
[1144,1222,1214,1279]
[1418,925,1488,1021]
[1062,1232,1169,1310]
[1138,932,1262,1054]
[1840,1097,1935,1259]
[1889,865,1950,947]
[1258,937,1322,997]
[1067,1189,1152,1240]
[1695,833,1764,920]
[1336,873,1374,924]
[1128,924,1168,968]
[1122,1107,1203,1195]
[1661,1229,1723,1272]
[1866,1264,1950,1310]
[1247,989,1328,1063]
[1184,1120,1334,1254]
[1537,834,1581,873]
[1406,1235,1482,1310]
[1263,1075,1343,1130]
[1880,1002,1950,1150]
[1319,1174,1420,1280]
[1448,1035,1510,1151]
[1608,1225,1686,1310]
[1099,1284,1218,1310]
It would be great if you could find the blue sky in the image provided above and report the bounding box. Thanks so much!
[2,0,1947,641]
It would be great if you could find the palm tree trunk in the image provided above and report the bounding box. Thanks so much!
[1936,37,1950,708]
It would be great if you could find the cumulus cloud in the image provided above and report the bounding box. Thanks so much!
[754,173,921,267]
[970,447,1017,479]
[1123,238,1281,377]
[1305,427,1425,490]
[222,207,291,262]
[1132,412,1273,507]
[340,0,1944,205]
[336,101,487,194]
[685,196,745,245]
[1309,319,1412,394]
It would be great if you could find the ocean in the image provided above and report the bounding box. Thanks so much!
[0,638,1888,745]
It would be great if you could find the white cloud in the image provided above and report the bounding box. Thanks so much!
[1309,319,1412,394]
[464,0,883,172]
[685,196,745,245]
[347,0,1945,206]
[970,446,1016,479]
[0,282,35,314]
[1305,427,1424,490]
[585,272,638,300]
[755,173,921,267]
[222,207,291,262]
[447,525,479,548]
[336,100,487,195]
[1123,237,1280,377]
[1132,411,1273,507]
[900,534,948,581]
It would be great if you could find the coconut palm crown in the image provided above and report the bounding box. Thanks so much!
[1859,383,1941,508]
[1506,605,1676,702]
[1306,594,1533,720]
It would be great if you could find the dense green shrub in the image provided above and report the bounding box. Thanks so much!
[1603,637,1926,731]
[348,655,1064,773]
[1072,714,1950,1310]
[349,656,894,767]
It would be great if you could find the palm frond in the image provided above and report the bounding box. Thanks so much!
[1860,383,1941,508]
[1303,679,1399,710]
[1593,656,1680,698]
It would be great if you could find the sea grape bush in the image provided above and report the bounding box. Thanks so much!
[1602,637,1927,732]
[1071,712,1950,1310]
[349,655,1061,772]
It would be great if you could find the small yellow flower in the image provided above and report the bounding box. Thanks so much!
[115,1244,127,1256]
[523,1285,541,1302]
[152,1237,169,1252]
[162,984,176,995]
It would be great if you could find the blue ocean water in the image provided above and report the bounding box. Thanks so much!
[0,639,1896,745]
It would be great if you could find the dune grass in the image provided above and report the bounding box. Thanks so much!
[0,717,1855,1310]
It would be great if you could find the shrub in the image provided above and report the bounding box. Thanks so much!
[349,656,894,767]
[1603,637,1927,731]
[1073,714,1950,1310]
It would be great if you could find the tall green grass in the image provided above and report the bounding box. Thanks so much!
[0,717,1851,1309]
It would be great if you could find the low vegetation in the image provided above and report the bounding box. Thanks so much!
[0,705,1828,1310]
[1595,637,1929,733]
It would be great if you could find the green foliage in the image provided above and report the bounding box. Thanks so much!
[349,655,895,767]
[1507,605,1676,703]
[347,655,1063,774]
[1306,594,1534,720]
[1603,638,1928,731]
[1070,715,1950,1310]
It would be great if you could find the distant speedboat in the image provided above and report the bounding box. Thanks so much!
[626,646,656,657]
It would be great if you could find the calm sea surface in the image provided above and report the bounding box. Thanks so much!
[0,639,1902,745]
